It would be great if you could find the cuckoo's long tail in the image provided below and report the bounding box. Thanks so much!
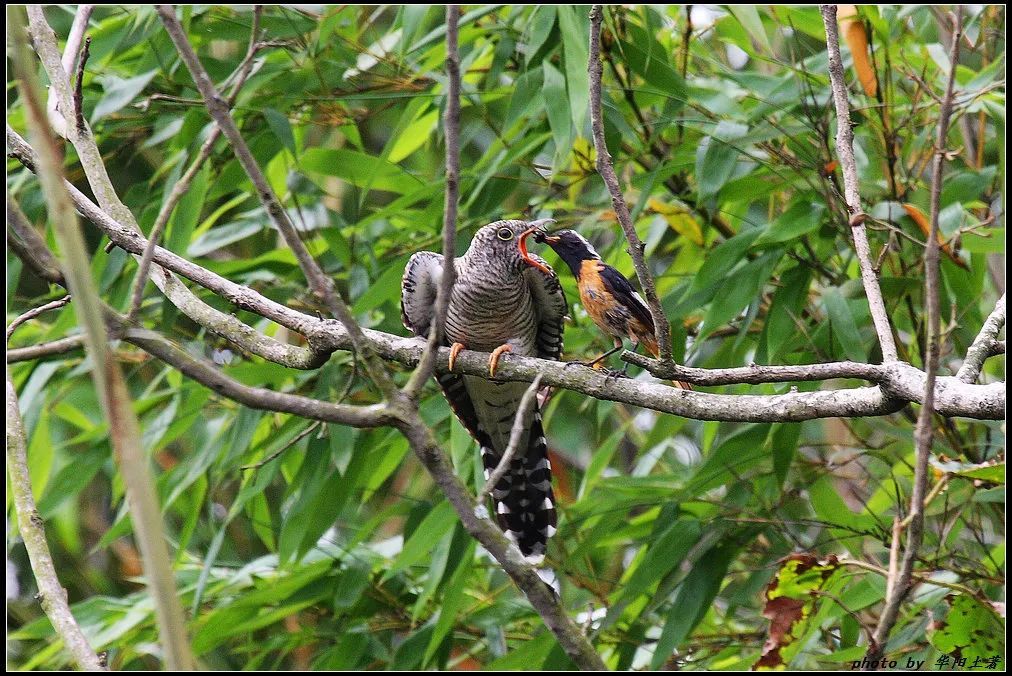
[480,405,557,563]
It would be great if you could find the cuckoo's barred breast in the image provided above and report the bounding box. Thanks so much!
[400,221,567,566]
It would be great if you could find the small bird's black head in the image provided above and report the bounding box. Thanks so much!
[534,229,601,278]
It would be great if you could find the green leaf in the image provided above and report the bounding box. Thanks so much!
[727,6,772,54]
[542,61,571,169]
[823,288,865,362]
[557,6,590,136]
[754,201,826,245]
[301,148,425,194]
[382,500,456,581]
[263,108,298,157]
[696,121,749,201]
[700,248,782,340]
[927,595,1005,663]
[91,70,157,123]
[652,539,744,669]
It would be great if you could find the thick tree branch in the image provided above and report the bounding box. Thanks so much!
[588,5,673,362]
[404,5,460,399]
[118,324,396,429]
[12,7,195,669]
[7,369,106,671]
[8,131,1002,421]
[821,5,899,363]
[156,5,398,399]
[868,7,963,663]
[956,294,1006,383]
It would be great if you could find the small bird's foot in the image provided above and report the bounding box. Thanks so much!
[488,344,513,377]
[600,366,629,381]
[448,342,466,371]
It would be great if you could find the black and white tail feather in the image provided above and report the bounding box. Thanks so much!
[402,242,567,592]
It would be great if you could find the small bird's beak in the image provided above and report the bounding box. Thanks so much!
[518,224,554,275]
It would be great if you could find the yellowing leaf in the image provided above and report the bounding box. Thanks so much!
[838,6,877,97]
[901,203,969,269]
[648,198,704,245]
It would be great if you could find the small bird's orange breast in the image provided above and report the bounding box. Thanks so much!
[578,260,619,335]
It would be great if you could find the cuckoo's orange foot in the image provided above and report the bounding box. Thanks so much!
[488,344,513,377]
[448,342,466,371]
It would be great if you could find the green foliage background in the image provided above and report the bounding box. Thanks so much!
[7,5,1005,670]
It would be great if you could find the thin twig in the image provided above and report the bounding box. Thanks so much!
[6,335,85,363]
[240,420,322,470]
[479,375,543,502]
[6,369,107,671]
[588,5,673,362]
[126,6,264,322]
[867,7,963,663]
[821,5,899,363]
[6,295,72,341]
[72,37,90,133]
[956,294,1006,383]
[404,5,460,399]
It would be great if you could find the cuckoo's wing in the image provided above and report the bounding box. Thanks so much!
[400,251,445,337]
[523,254,568,361]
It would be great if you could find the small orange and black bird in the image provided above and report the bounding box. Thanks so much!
[526,228,691,388]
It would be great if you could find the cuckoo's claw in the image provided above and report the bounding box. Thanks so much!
[448,342,466,371]
[488,344,513,377]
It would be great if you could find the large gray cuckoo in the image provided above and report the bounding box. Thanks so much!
[400,219,567,570]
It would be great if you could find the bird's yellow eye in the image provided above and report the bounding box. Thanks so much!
[496,228,513,241]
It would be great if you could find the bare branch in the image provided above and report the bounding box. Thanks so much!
[956,294,1006,383]
[588,5,673,362]
[820,5,899,363]
[120,324,396,429]
[155,5,398,398]
[240,420,322,471]
[6,369,107,671]
[6,295,72,342]
[404,5,460,399]
[72,37,90,133]
[126,6,264,322]
[6,336,85,363]
[12,8,194,668]
[7,195,65,285]
[43,4,93,136]
[479,375,544,503]
[868,6,963,662]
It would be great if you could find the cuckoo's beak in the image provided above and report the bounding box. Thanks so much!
[518,219,555,275]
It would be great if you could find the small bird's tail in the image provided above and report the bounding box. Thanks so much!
[643,336,693,391]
